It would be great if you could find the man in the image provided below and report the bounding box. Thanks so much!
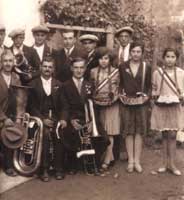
[62,57,108,174]
[28,56,68,182]
[79,34,99,80]
[54,30,84,82]
[114,26,134,66]
[8,28,40,84]
[0,50,21,176]
[32,24,55,64]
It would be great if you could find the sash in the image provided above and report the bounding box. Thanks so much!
[95,68,119,93]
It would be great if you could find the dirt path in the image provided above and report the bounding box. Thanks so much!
[1,148,184,200]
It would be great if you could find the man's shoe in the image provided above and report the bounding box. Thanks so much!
[40,171,50,182]
[5,168,18,177]
[55,171,65,180]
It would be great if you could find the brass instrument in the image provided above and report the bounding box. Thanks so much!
[77,99,100,174]
[14,51,35,79]
[13,113,43,176]
[12,84,43,176]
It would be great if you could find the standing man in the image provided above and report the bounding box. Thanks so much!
[8,28,40,84]
[32,25,55,65]
[0,50,21,176]
[114,26,134,66]
[28,56,68,182]
[62,57,108,174]
[54,30,84,83]
[79,34,99,80]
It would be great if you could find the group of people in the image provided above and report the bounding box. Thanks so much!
[0,23,184,183]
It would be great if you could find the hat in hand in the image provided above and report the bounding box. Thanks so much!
[1,123,27,149]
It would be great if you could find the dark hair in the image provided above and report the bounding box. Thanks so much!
[129,41,145,53]
[96,47,114,63]
[71,57,86,65]
[41,55,55,66]
[61,29,77,37]
[162,47,180,59]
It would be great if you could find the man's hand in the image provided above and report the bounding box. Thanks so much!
[58,120,67,129]
[43,118,54,128]
[4,118,14,127]
[71,119,82,130]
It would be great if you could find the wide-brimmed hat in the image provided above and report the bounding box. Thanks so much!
[1,123,27,149]
[79,34,99,43]
[32,25,49,34]
[115,26,134,37]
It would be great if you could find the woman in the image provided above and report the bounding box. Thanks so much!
[90,47,120,170]
[119,41,151,173]
[151,47,184,176]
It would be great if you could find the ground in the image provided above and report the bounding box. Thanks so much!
[1,146,184,200]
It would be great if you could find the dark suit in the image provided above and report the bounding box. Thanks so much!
[54,46,84,83]
[62,78,108,171]
[9,45,40,84]
[84,50,99,80]
[0,72,21,170]
[33,43,56,65]
[28,77,69,173]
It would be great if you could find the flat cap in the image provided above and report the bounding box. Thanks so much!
[79,34,99,42]
[8,28,25,38]
[32,24,49,33]
[115,26,134,37]
[0,24,5,31]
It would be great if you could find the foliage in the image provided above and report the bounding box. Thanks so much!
[41,0,156,64]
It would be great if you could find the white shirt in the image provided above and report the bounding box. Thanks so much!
[41,76,52,96]
[72,77,83,94]
[1,72,11,88]
[118,43,130,64]
[64,45,75,56]
[33,44,44,61]
[13,45,23,55]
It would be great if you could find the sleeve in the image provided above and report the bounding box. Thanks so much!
[152,69,160,97]
[58,85,69,121]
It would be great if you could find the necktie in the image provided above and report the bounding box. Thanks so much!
[119,47,124,65]
[77,79,82,94]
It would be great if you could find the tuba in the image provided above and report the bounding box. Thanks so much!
[13,113,43,176]
[12,84,43,176]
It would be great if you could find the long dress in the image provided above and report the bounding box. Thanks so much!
[119,61,152,137]
[90,66,120,136]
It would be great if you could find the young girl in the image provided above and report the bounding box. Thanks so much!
[119,42,151,173]
[151,47,184,176]
[90,47,120,170]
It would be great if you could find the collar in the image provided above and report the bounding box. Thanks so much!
[64,45,75,55]
[13,45,23,54]
[41,76,52,83]
[33,44,45,49]
[72,77,84,85]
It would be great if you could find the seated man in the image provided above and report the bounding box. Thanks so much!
[0,50,21,176]
[62,57,109,175]
[28,56,68,182]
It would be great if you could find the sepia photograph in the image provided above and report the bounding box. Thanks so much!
[1,0,184,199]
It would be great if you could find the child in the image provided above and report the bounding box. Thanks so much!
[151,47,184,176]
[119,41,151,173]
[90,47,120,170]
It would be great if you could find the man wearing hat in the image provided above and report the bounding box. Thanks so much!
[79,34,99,80]
[54,30,84,83]
[8,28,40,84]
[28,55,69,182]
[32,24,55,65]
[0,49,22,176]
[114,26,134,66]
